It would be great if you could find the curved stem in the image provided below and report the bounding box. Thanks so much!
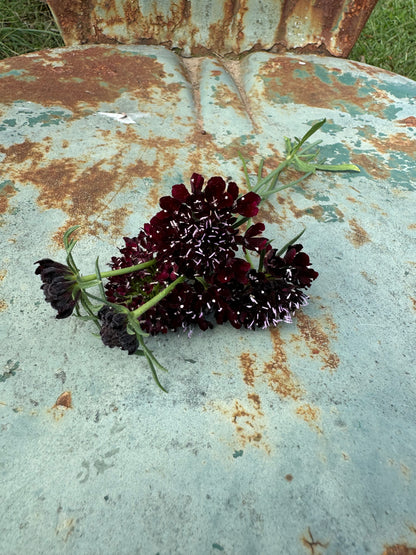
[79,259,156,282]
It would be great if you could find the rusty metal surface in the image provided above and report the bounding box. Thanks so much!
[0,44,416,554]
[46,0,379,58]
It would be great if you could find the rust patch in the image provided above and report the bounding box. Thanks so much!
[296,403,322,433]
[257,199,281,225]
[0,137,138,243]
[0,270,6,282]
[295,311,339,372]
[259,56,387,116]
[368,133,416,158]
[408,224,416,230]
[346,217,371,247]
[346,196,359,203]
[285,473,293,481]
[228,398,270,453]
[353,153,391,180]
[411,298,416,312]
[0,299,7,311]
[0,139,49,165]
[239,352,256,387]
[0,183,17,215]
[398,117,416,128]
[0,48,173,112]
[264,327,304,399]
[212,82,247,121]
[382,546,416,555]
[52,391,72,409]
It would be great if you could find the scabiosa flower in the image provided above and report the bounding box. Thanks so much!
[35,259,80,319]
[103,173,268,334]
[264,244,319,287]
[212,244,319,330]
[98,306,138,354]
[142,173,263,280]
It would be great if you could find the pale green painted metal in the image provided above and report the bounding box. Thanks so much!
[0,45,416,554]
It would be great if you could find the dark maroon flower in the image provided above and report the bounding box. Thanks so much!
[264,244,319,287]
[98,306,138,354]
[35,258,80,319]
[104,175,318,337]
[239,223,269,253]
[233,269,309,329]
[140,174,255,281]
[236,191,261,217]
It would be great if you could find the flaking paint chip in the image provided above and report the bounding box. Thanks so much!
[97,112,150,124]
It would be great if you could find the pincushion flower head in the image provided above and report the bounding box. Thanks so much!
[35,258,80,319]
[34,119,359,391]
[144,173,265,280]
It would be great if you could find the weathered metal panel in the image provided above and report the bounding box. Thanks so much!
[46,0,379,57]
[1,45,416,553]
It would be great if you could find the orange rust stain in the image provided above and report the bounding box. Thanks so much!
[0,299,7,311]
[411,298,416,312]
[353,152,391,180]
[0,137,137,242]
[256,199,281,225]
[285,473,293,481]
[398,117,416,127]
[346,217,371,247]
[264,327,303,399]
[212,82,247,120]
[346,196,359,203]
[368,133,416,158]
[296,403,322,433]
[0,139,49,165]
[408,223,416,230]
[295,311,339,372]
[0,48,174,112]
[0,183,17,215]
[260,56,387,116]
[239,352,256,387]
[247,392,261,410]
[228,398,269,453]
[0,270,6,282]
[301,526,329,554]
[52,391,72,409]
[382,546,416,555]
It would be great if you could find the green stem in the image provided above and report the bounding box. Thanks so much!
[79,259,156,282]
[132,276,186,318]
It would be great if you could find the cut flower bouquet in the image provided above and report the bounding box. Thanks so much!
[35,120,358,391]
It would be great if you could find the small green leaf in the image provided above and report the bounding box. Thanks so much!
[276,228,306,257]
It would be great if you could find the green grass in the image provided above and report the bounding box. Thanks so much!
[0,0,63,59]
[0,0,415,80]
[349,0,416,81]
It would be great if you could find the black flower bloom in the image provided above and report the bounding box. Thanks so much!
[35,258,80,319]
[233,269,308,329]
[98,306,138,354]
